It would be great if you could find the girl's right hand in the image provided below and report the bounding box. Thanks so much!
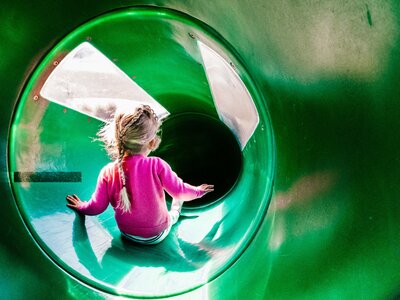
[199,184,214,194]
[66,194,84,210]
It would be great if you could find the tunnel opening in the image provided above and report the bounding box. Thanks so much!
[153,112,243,209]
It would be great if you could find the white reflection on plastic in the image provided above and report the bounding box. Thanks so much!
[40,42,169,122]
[198,41,259,149]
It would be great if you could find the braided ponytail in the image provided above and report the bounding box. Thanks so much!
[115,114,131,213]
[117,154,130,213]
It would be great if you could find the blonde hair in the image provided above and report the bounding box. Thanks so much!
[97,105,161,213]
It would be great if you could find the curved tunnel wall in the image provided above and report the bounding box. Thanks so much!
[8,8,274,297]
[1,1,400,299]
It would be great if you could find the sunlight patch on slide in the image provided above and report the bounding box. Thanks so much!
[40,42,169,122]
[198,41,259,149]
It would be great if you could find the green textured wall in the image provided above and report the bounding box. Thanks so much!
[1,1,400,299]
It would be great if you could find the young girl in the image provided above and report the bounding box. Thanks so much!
[66,105,214,245]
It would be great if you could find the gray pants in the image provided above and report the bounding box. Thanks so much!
[121,199,183,245]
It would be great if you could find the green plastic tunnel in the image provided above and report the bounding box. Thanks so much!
[1,1,400,299]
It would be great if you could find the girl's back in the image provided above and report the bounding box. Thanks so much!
[114,154,170,238]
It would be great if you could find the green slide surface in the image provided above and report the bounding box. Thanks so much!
[1,1,400,299]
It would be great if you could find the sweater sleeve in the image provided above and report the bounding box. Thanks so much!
[157,158,205,201]
[78,165,111,215]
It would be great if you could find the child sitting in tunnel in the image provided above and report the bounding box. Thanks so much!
[66,104,214,245]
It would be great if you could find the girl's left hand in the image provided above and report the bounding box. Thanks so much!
[66,194,83,210]
[198,184,215,194]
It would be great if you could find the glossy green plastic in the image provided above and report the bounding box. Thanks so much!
[1,1,400,300]
[8,7,274,298]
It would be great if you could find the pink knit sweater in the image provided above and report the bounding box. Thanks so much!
[78,154,205,237]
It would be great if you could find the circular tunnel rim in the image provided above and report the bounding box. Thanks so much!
[8,6,276,298]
